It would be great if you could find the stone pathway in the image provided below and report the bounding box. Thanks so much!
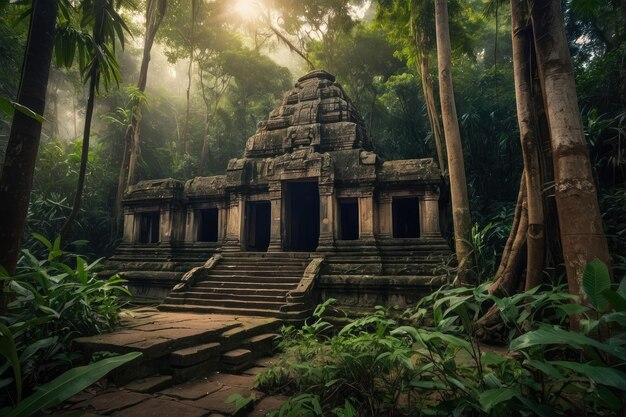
[73,308,281,385]
[50,308,289,416]
[49,356,287,417]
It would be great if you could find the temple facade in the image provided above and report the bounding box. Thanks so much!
[106,70,450,314]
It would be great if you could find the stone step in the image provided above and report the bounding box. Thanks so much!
[195,280,297,289]
[200,274,302,283]
[159,303,303,318]
[164,297,286,310]
[207,269,305,277]
[221,348,253,373]
[210,265,306,272]
[181,286,289,296]
[221,252,312,258]
[170,342,221,368]
[168,291,286,302]
[244,333,278,358]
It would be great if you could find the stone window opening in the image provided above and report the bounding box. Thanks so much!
[339,198,359,240]
[197,208,219,242]
[392,197,420,238]
[138,212,160,243]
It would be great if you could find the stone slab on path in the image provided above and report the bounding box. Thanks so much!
[74,309,278,361]
[51,369,287,417]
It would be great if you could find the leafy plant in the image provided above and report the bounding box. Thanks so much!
[259,260,626,416]
[1,351,141,417]
[0,235,129,396]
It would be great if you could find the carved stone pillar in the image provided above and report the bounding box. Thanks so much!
[224,192,243,250]
[268,181,283,252]
[184,208,195,242]
[123,210,135,243]
[358,189,375,241]
[218,205,227,243]
[159,205,174,244]
[317,184,335,251]
[377,195,392,239]
[420,191,441,238]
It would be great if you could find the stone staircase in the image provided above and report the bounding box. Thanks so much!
[158,252,317,320]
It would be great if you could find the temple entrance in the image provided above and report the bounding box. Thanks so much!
[245,201,271,251]
[339,198,359,240]
[392,197,420,238]
[285,182,320,251]
[197,208,218,242]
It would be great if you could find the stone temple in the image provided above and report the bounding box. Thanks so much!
[104,70,451,319]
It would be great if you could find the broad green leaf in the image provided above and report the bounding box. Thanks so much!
[617,278,626,298]
[6,352,141,417]
[582,259,611,311]
[392,326,472,352]
[0,97,44,123]
[602,289,626,312]
[0,96,13,116]
[523,359,563,379]
[510,325,626,362]
[601,311,626,326]
[557,304,590,315]
[515,395,558,417]
[0,323,21,402]
[479,388,517,411]
[551,360,626,390]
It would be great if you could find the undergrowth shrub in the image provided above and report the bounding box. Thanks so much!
[0,235,129,398]
[258,261,626,416]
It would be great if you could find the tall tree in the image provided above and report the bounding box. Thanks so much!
[531,0,611,303]
[0,0,57,308]
[59,0,130,236]
[116,0,167,229]
[180,0,199,155]
[434,0,473,284]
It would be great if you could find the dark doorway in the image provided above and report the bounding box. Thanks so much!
[393,197,420,238]
[339,199,359,240]
[286,182,320,251]
[138,212,159,243]
[197,208,218,242]
[246,201,271,251]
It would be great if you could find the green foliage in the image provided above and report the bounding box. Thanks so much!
[0,351,141,417]
[0,235,129,396]
[259,260,626,416]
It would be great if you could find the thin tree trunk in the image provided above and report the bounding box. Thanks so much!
[510,0,545,290]
[434,0,474,284]
[181,0,198,155]
[419,52,446,174]
[491,173,526,290]
[117,0,166,231]
[59,70,97,236]
[531,0,611,305]
[269,25,315,69]
[0,0,57,294]
[198,75,230,176]
[489,174,528,297]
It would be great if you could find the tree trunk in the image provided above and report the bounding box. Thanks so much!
[0,0,57,313]
[531,0,611,304]
[510,0,545,291]
[419,51,446,175]
[0,0,57,277]
[489,174,528,297]
[59,69,98,236]
[181,0,199,155]
[117,0,167,231]
[434,0,474,284]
